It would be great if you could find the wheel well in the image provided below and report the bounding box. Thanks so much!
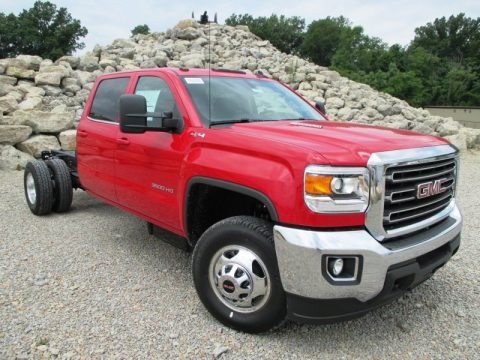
[185,181,276,245]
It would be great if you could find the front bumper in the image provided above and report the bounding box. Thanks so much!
[273,204,462,322]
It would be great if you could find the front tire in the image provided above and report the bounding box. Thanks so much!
[192,216,286,333]
[24,160,54,215]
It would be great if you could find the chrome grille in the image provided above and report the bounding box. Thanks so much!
[383,157,456,231]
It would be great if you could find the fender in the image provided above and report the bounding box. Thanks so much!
[184,176,279,237]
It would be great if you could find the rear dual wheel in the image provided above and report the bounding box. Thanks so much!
[46,159,73,213]
[24,159,73,215]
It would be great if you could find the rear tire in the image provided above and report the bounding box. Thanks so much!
[46,159,73,213]
[192,216,286,333]
[24,160,54,215]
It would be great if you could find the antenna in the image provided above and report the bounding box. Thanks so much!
[208,13,211,124]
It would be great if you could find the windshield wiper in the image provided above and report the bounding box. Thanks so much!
[209,119,253,127]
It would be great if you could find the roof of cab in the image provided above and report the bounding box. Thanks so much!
[98,67,268,80]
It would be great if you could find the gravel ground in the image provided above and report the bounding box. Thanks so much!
[1,152,479,360]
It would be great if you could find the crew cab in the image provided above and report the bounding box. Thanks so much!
[23,68,462,333]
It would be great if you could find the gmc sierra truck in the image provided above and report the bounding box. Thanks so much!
[23,68,462,333]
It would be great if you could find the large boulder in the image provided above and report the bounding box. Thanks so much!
[15,55,43,70]
[12,110,75,133]
[0,144,34,170]
[62,77,81,94]
[35,72,63,86]
[174,27,203,40]
[72,70,97,86]
[6,66,36,79]
[17,135,61,157]
[35,64,70,86]
[326,97,345,109]
[56,55,80,69]
[140,59,157,69]
[460,127,480,149]
[40,85,63,96]
[39,64,70,77]
[0,83,15,97]
[24,86,45,98]
[180,53,204,68]
[445,132,467,151]
[436,120,461,137]
[174,19,199,30]
[110,38,137,49]
[0,75,17,86]
[0,95,18,114]
[59,129,77,150]
[0,125,32,145]
[79,56,100,71]
[18,97,43,111]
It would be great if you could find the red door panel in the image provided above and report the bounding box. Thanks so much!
[114,73,192,232]
[76,119,119,201]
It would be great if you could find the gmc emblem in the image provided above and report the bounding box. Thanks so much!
[416,178,449,199]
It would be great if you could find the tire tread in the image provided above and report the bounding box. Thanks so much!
[46,159,73,212]
[24,160,53,215]
[192,215,286,333]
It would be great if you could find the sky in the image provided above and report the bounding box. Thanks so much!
[2,0,479,54]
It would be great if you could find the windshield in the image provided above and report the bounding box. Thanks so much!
[180,76,325,126]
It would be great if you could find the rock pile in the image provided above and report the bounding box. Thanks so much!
[0,19,478,170]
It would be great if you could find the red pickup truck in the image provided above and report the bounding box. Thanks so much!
[23,68,462,333]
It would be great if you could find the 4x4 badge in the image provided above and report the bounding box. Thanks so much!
[189,131,206,138]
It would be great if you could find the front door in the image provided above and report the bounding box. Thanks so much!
[114,74,188,232]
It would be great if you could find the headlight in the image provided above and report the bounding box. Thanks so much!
[304,166,370,213]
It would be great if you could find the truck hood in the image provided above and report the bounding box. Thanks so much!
[226,120,449,166]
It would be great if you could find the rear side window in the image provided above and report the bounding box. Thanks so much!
[89,77,130,122]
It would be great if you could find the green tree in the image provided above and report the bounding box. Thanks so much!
[360,64,425,107]
[0,1,87,60]
[300,16,357,66]
[411,13,480,65]
[0,13,19,58]
[225,14,305,54]
[410,14,480,106]
[131,24,150,36]
[224,12,480,107]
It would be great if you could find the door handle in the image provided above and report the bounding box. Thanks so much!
[78,130,88,137]
[116,137,130,145]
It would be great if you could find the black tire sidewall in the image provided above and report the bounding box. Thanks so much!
[193,217,286,333]
[46,159,73,212]
[24,161,53,215]
[24,165,37,212]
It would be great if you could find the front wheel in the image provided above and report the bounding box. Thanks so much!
[192,216,286,333]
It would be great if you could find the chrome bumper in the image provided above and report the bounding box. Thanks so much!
[273,204,462,302]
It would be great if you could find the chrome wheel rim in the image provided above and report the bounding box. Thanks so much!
[26,173,36,205]
[209,245,271,313]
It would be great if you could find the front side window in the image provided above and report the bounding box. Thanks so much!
[181,76,325,126]
[134,76,181,127]
[89,77,130,122]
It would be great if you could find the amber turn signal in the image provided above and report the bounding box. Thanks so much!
[305,174,333,195]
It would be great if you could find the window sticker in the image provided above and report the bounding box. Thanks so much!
[185,77,205,84]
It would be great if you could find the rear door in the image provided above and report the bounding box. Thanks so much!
[114,74,189,232]
[76,76,131,201]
